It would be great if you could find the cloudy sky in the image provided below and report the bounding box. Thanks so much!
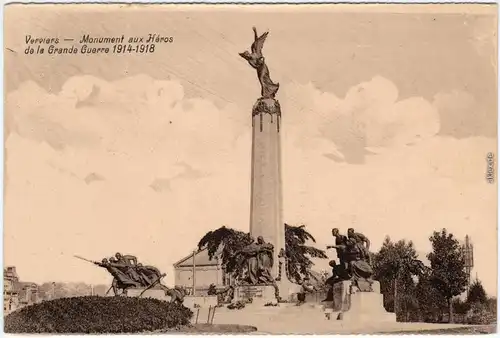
[4,4,497,295]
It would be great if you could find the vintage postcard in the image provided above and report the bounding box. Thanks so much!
[3,3,498,335]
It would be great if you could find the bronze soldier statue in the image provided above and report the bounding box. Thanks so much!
[94,258,141,295]
[322,260,351,302]
[136,263,162,286]
[114,252,142,283]
[327,228,349,270]
[347,228,371,264]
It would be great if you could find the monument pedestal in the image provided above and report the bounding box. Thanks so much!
[234,284,279,305]
[328,281,396,322]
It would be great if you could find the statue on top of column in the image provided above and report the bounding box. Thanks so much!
[239,27,280,99]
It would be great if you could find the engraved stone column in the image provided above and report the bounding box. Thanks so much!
[249,97,284,279]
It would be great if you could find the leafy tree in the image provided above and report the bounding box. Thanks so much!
[372,237,427,321]
[415,274,448,323]
[452,298,470,316]
[197,226,252,279]
[427,229,468,323]
[486,297,497,320]
[197,224,327,283]
[284,224,328,282]
[467,279,487,304]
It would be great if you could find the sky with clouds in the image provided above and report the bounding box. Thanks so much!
[4,4,497,295]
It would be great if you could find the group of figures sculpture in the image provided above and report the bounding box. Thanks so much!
[325,227,374,296]
[94,253,165,295]
[234,236,275,285]
[75,253,184,303]
[229,236,281,300]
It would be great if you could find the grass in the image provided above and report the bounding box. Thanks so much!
[379,324,497,335]
[166,324,258,333]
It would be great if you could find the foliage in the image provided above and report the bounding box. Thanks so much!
[284,223,328,282]
[207,284,217,296]
[467,279,488,304]
[452,298,470,315]
[486,297,497,319]
[38,282,108,299]
[197,226,253,278]
[373,237,427,280]
[415,275,448,323]
[466,301,497,325]
[427,229,468,322]
[372,236,427,319]
[264,302,279,307]
[4,296,193,333]
[197,223,327,283]
[227,301,246,310]
[312,270,331,293]
[178,324,258,333]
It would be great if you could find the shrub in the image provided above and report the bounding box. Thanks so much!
[227,301,245,310]
[465,302,497,325]
[5,296,193,333]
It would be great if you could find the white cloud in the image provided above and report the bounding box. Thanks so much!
[281,76,440,163]
[5,75,496,295]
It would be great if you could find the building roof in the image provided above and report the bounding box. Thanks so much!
[4,266,19,280]
[173,247,219,268]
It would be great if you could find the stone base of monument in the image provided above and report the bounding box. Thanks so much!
[234,284,279,306]
[276,279,302,302]
[126,288,171,301]
[329,280,396,323]
[183,296,218,308]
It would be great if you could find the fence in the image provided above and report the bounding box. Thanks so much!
[192,305,217,325]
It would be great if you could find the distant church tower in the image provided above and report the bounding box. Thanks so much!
[463,235,474,293]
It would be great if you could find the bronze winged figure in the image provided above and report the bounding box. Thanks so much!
[239,27,279,99]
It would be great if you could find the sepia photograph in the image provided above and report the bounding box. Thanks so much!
[3,3,498,334]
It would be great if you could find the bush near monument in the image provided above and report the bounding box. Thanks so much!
[4,296,193,333]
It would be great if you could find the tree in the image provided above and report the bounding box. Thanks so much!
[284,224,328,282]
[197,224,327,283]
[197,226,252,279]
[427,229,468,323]
[372,236,427,321]
[467,279,487,304]
[452,298,470,316]
[415,274,448,323]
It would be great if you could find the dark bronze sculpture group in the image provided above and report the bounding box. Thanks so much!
[234,236,276,285]
[324,228,374,300]
[231,236,281,300]
[94,253,165,295]
[75,252,184,303]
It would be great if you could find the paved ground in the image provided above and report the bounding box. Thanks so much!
[191,303,483,334]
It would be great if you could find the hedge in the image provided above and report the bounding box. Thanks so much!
[4,296,193,333]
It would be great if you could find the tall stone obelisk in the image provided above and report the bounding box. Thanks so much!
[249,98,283,277]
[239,27,293,293]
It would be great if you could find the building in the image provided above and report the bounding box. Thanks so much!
[19,282,41,307]
[4,266,20,314]
[173,248,228,295]
[3,266,41,315]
